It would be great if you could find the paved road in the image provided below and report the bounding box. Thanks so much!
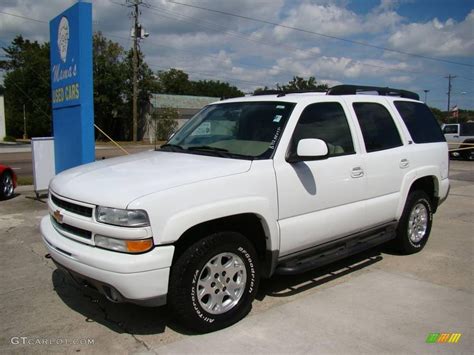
[0,161,472,353]
[0,144,155,177]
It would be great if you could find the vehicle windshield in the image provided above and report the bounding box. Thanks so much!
[162,101,296,159]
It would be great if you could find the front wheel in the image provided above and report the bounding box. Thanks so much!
[395,191,433,254]
[168,232,260,333]
[0,171,15,200]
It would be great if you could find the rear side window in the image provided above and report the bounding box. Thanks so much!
[353,102,403,153]
[460,123,474,136]
[443,125,458,134]
[394,101,445,143]
[292,102,355,157]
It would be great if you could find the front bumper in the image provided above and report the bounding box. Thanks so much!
[40,216,174,306]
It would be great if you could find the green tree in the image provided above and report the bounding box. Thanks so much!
[149,106,179,144]
[429,107,445,124]
[122,48,159,140]
[156,68,244,98]
[191,79,244,98]
[157,68,192,95]
[93,32,128,140]
[277,76,328,91]
[0,36,51,138]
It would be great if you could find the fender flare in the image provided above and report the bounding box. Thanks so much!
[158,197,279,253]
[396,167,440,220]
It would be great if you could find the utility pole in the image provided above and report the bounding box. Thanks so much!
[23,104,27,140]
[131,0,140,142]
[445,74,456,123]
[127,0,149,142]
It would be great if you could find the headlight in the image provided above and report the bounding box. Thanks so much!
[95,235,153,253]
[95,206,150,227]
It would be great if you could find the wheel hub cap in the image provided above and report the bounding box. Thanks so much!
[408,203,428,243]
[3,175,13,196]
[196,252,247,315]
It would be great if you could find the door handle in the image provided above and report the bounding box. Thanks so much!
[400,158,409,169]
[351,167,364,178]
[453,135,459,138]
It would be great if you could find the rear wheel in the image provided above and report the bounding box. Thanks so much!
[0,171,14,200]
[459,143,473,160]
[168,232,260,333]
[395,191,433,254]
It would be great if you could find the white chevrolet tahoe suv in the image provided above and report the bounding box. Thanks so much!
[41,85,450,332]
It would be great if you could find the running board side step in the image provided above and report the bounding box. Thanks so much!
[275,223,397,275]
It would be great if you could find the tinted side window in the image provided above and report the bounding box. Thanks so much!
[292,102,355,157]
[353,102,403,153]
[460,123,474,136]
[394,101,445,143]
[443,125,459,134]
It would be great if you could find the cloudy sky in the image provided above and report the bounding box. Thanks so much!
[1,0,473,109]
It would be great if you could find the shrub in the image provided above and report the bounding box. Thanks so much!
[149,107,179,142]
[3,135,16,142]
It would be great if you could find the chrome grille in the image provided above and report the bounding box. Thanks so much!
[51,194,93,218]
[51,217,92,240]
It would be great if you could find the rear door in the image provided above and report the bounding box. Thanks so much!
[347,97,408,227]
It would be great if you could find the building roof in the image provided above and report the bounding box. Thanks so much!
[150,94,220,109]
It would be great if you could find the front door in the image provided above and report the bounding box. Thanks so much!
[274,101,367,257]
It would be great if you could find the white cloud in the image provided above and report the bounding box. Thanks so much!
[0,0,472,108]
[273,0,403,41]
[388,10,474,57]
[388,75,412,84]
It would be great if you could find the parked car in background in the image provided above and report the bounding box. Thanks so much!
[0,165,17,200]
[442,122,474,160]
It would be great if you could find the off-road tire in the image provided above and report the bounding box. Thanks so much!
[395,190,433,254]
[168,231,260,333]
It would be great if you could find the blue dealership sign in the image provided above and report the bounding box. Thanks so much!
[50,2,94,173]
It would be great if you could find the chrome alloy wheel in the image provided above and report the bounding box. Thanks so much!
[408,202,428,243]
[196,252,247,315]
[2,173,14,197]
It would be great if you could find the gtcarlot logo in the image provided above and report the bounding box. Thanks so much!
[10,337,95,346]
[426,333,462,344]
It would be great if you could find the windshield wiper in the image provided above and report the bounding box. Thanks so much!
[187,145,229,157]
[158,143,184,152]
[187,145,229,152]
[187,146,253,160]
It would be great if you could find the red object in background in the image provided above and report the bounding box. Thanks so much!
[0,164,17,199]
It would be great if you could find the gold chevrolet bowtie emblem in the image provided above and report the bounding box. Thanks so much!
[53,210,63,224]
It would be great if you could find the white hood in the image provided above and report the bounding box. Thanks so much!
[50,151,252,208]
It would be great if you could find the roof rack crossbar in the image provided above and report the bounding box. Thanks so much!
[327,85,419,100]
[253,89,327,97]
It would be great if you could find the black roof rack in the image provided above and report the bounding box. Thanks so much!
[253,89,327,97]
[327,85,419,100]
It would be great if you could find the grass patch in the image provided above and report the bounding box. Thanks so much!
[17,176,34,186]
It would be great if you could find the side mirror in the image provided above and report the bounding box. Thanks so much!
[287,138,329,163]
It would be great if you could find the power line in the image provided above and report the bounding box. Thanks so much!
[141,5,432,77]
[125,0,421,78]
[1,8,472,82]
[1,7,472,101]
[0,11,47,23]
[127,2,474,81]
[165,0,474,68]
